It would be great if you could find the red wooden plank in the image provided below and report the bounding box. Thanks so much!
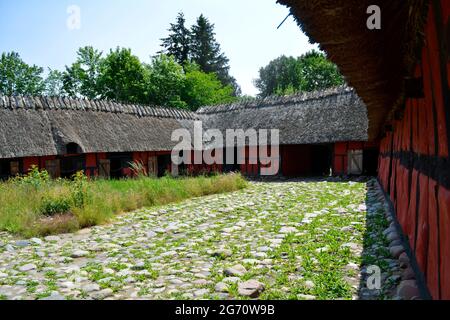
[415,173,429,274]
[422,43,438,156]
[438,186,450,299]
[398,166,412,238]
[334,142,347,155]
[426,5,449,157]
[427,178,440,299]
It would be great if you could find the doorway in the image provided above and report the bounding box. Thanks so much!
[223,147,240,173]
[109,153,133,179]
[157,154,172,177]
[311,144,332,176]
[60,155,85,179]
[0,159,20,180]
[363,148,379,176]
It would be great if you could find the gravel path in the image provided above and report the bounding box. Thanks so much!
[0,179,393,300]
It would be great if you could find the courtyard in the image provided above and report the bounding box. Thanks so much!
[0,179,397,300]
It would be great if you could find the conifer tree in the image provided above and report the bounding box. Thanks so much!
[190,14,240,95]
[159,12,191,65]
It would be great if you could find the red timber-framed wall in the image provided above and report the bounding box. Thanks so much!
[378,0,450,299]
[20,151,173,179]
[186,142,382,178]
[333,141,379,175]
[185,147,260,176]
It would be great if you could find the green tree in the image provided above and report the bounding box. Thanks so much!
[190,14,240,95]
[182,62,235,110]
[0,52,45,95]
[44,68,65,96]
[63,46,103,99]
[159,12,191,65]
[255,55,301,97]
[145,54,187,109]
[144,56,236,110]
[98,47,147,103]
[297,50,344,92]
[254,50,344,97]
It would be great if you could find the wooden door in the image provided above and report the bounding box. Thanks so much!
[347,150,363,175]
[45,159,61,179]
[10,161,19,176]
[99,159,110,178]
[148,156,158,177]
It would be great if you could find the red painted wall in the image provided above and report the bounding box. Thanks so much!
[22,157,39,172]
[378,0,450,299]
[333,141,379,175]
[85,153,97,177]
[281,145,313,177]
[39,156,56,169]
[132,151,149,176]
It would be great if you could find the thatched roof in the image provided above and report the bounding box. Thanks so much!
[197,86,368,146]
[277,0,429,139]
[0,96,198,159]
[0,88,368,159]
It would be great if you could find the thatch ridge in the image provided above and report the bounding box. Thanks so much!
[0,95,198,120]
[197,86,353,114]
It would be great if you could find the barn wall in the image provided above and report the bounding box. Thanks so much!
[132,151,149,176]
[23,157,39,172]
[10,151,179,179]
[187,145,283,177]
[85,153,97,177]
[333,141,379,175]
[281,145,313,177]
[242,146,259,176]
[378,0,450,299]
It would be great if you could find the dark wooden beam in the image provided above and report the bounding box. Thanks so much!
[404,77,424,98]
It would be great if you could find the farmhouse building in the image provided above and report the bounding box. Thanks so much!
[0,87,375,180]
[196,87,377,177]
[0,95,197,179]
[278,0,449,299]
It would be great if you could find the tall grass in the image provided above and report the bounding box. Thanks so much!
[0,167,247,237]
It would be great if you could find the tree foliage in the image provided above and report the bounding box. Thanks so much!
[145,54,187,109]
[0,48,236,111]
[44,68,65,96]
[143,55,236,110]
[98,47,147,103]
[63,46,103,99]
[254,50,345,97]
[190,16,228,79]
[0,15,238,109]
[0,52,45,95]
[159,13,240,96]
[159,12,191,65]
[182,63,235,109]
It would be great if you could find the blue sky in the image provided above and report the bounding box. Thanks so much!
[0,0,317,96]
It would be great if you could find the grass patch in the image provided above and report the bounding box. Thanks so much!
[0,167,247,237]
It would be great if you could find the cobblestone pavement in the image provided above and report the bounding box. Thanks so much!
[0,179,396,300]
